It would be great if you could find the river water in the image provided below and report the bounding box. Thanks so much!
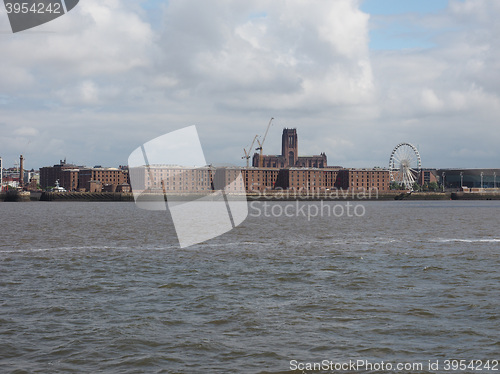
[0,200,499,373]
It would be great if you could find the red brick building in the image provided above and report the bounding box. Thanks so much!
[341,168,390,192]
[418,169,439,186]
[127,165,391,194]
[243,167,390,193]
[78,168,129,192]
[241,168,281,192]
[129,165,213,193]
[61,169,80,191]
[40,161,129,192]
[40,160,84,190]
[275,168,340,192]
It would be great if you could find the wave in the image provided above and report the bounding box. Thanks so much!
[431,238,500,243]
[0,245,178,253]
[0,246,114,254]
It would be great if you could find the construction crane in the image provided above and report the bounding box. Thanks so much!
[242,134,259,168]
[255,117,274,168]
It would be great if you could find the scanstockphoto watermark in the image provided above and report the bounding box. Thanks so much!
[289,358,500,372]
[290,359,426,372]
[249,201,367,221]
[248,186,380,201]
[248,187,380,221]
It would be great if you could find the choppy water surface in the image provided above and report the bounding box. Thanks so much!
[1,201,499,373]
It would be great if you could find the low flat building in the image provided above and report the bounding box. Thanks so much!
[437,168,500,189]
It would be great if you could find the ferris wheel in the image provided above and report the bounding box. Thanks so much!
[389,143,422,190]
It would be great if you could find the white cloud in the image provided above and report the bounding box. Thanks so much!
[158,0,373,110]
[420,88,443,112]
[0,0,155,93]
[0,0,499,170]
[363,0,500,167]
[14,126,39,137]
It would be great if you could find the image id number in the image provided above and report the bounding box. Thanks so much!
[5,2,62,14]
[443,360,499,371]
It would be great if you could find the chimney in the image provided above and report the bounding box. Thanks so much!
[19,155,24,188]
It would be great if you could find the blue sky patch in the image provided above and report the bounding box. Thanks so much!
[361,0,450,16]
[361,0,456,50]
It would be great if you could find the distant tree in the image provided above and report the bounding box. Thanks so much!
[428,181,439,192]
[390,181,401,190]
[412,182,421,191]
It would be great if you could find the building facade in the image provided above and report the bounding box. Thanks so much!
[342,168,390,192]
[242,168,281,192]
[436,169,500,189]
[78,167,129,192]
[129,166,391,194]
[275,168,340,191]
[243,167,390,193]
[40,160,84,190]
[418,169,439,186]
[129,165,213,193]
[61,169,80,191]
[40,160,129,192]
[252,128,327,168]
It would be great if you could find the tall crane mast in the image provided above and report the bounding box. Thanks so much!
[242,134,259,168]
[255,117,274,168]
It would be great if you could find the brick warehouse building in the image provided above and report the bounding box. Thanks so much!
[274,168,340,192]
[250,167,390,193]
[242,168,281,192]
[78,167,129,192]
[40,160,84,190]
[129,165,214,193]
[128,166,391,193]
[343,168,390,192]
[252,128,327,168]
[42,163,390,194]
[40,161,129,192]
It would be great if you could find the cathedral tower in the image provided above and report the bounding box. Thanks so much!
[281,128,298,167]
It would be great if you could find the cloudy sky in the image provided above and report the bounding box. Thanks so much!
[1,0,499,170]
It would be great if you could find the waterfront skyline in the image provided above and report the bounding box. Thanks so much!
[1,0,500,171]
